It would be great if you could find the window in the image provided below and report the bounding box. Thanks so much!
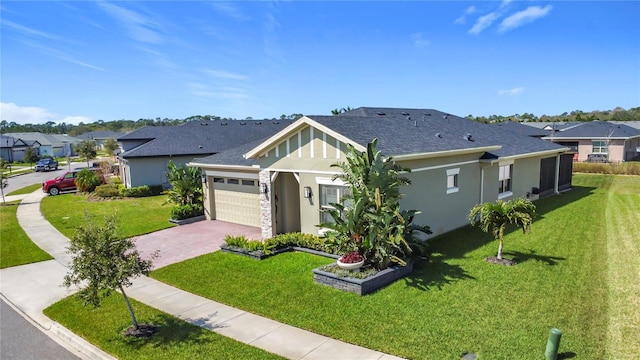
[241,179,255,186]
[227,178,239,185]
[446,168,460,194]
[213,177,224,183]
[592,140,607,154]
[319,185,350,224]
[498,164,512,196]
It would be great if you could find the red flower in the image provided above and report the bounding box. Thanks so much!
[339,251,364,264]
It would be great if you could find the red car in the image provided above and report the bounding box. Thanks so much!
[42,168,103,195]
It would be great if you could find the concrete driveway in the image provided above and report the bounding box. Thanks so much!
[134,220,262,270]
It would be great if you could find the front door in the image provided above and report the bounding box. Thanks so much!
[274,172,301,234]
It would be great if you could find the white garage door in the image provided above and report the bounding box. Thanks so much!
[213,179,260,227]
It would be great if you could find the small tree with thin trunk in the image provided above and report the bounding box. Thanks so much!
[468,197,536,262]
[63,214,158,336]
[24,147,39,169]
[76,140,97,167]
[103,138,119,158]
[0,159,8,204]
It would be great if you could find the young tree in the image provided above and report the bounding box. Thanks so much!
[76,140,97,167]
[103,138,119,158]
[468,198,536,261]
[63,214,158,335]
[0,159,9,204]
[24,147,39,169]
[165,160,203,207]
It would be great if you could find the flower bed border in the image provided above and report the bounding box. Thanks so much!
[312,260,414,295]
[220,244,340,260]
[168,215,206,225]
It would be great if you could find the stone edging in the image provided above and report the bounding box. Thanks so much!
[168,215,206,225]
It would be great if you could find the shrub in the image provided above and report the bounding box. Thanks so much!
[170,204,204,220]
[573,162,640,176]
[75,169,103,193]
[119,185,163,198]
[109,176,123,185]
[94,184,120,198]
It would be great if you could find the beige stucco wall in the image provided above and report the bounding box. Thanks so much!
[568,139,626,162]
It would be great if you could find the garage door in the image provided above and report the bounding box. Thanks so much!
[213,179,260,227]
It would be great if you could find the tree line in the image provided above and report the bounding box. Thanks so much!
[1,107,638,137]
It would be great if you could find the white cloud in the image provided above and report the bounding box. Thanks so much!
[203,70,248,81]
[96,2,164,44]
[0,102,91,125]
[498,5,553,33]
[500,0,513,9]
[469,12,500,35]
[411,32,431,47]
[454,6,477,25]
[498,87,525,96]
[209,2,250,21]
[2,19,69,42]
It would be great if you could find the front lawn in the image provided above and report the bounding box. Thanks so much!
[44,294,284,360]
[6,183,41,196]
[151,174,639,359]
[41,194,175,239]
[0,201,53,268]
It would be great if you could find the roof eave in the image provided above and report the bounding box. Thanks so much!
[393,145,502,161]
[188,162,260,171]
[495,147,570,162]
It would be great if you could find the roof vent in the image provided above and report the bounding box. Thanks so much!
[273,121,280,124]
[220,122,228,125]
[435,133,443,138]
[376,112,386,116]
[198,145,203,149]
[424,113,431,116]
[239,122,247,125]
[463,133,474,141]
[443,115,448,120]
[201,122,208,126]
[255,121,262,125]
[401,112,410,116]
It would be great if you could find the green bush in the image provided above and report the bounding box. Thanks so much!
[170,204,204,220]
[109,176,123,185]
[94,184,120,198]
[119,185,163,198]
[223,233,336,256]
[573,162,640,175]
[75,169,103,193]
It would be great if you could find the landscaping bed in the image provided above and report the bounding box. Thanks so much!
[313,260,414,295]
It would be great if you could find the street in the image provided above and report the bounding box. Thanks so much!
[0,298,81,360]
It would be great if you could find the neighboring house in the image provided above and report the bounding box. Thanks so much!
[4,132,80,158]
[493,121,548,138]
[534,121,640,163]
[118,120,294,188]
[76,131,125,151]
[0,134,41,162]
[190,107,572,240]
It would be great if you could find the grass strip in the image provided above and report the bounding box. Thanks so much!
[0,201,52,268]
[41,194,175,239]
[6,183,42,196]
[44,294,284,360]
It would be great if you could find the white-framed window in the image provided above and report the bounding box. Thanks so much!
[498,164,513,198]
[319,185,351,224]
[446,168,460,194]
[592,140,607,154]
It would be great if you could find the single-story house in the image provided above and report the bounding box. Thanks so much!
[118,120,293,188]
[76,131,125,151]
[494,121,548,138]
[190,107,573,240]
[1,135,41,162]
[4,132,80,158]
[533,121,640,163]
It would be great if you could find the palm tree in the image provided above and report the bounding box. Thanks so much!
[468,198,536,260]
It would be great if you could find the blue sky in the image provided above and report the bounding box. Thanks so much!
[1,1,638,125]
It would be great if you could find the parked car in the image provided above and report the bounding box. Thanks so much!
[42,168,104,195]
[587,153,608,163]
[35,158,59,172]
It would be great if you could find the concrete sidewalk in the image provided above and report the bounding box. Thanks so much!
[1,190,403,360]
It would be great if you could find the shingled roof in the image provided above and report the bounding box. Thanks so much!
[77,131,125,140]
[494,121,548,137]
[119,120,294,158]
[542,120,640,140]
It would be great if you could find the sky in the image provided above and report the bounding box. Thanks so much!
[1,1,639,125]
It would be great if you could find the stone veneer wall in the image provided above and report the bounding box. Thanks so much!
[259,169,273,240]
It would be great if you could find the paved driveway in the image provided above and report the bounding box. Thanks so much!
[134,220,262,270]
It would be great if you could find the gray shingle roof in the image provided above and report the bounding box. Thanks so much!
[494,121,548,137]
[192,138,266,167]
[544,120,640,139]
[120,120,294,158]
[77,131,125,140]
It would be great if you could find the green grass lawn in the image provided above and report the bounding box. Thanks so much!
[6,183,41,196]
[0,201,53,268]
[41,194,175,239]
[151,174,639,359]
[44,294,284,360]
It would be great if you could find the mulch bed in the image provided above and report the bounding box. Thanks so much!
[485,256,518,266]
[123,324,158,338]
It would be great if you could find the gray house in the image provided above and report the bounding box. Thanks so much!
[0,135,42,162]
[76,131,125,151]
[118,120,294,188]
[4,132,80,158]
[190,107,572,239]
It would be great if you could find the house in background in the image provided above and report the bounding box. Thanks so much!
[76,131,125,151]
[190,107,572,239]
[493,121,548,138]
[529,121,640,163]
[4,132,80,158]
[118,120,293,188]
[0,135,42,162]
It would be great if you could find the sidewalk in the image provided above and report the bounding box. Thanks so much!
[1,190,403,360]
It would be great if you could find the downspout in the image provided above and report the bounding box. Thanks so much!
[554,153,561,194]
[480,167,484,203]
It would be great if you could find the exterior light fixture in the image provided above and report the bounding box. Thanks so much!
[261,183,269,194]
[304,186,312,198]
[201,174,207,184]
